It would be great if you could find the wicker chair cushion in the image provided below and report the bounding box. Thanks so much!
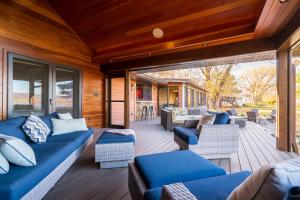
[134,150,226,189]
[144,171,251,200]
[0,141,77,200]
[174,127,199,144]
[97,131,135,144]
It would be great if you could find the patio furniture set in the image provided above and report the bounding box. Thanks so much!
[247,109,276,124]
[93,107,286,200]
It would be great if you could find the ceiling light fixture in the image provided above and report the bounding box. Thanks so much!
[279,0,288,3]
[153,28,164,39]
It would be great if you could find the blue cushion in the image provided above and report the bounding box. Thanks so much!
[144,171,251,200]
[97,131,135,144]
[0,113,58,142]
[173,127,199,144]
[0,116,27,141]
[40,112,58,135]
[0,141,77,200]
[47,128,93,147]
[135,150,226,189]
[208,111,229,124]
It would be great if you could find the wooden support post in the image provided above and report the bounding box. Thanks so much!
[124,70,130,128]
[276,49,290,151]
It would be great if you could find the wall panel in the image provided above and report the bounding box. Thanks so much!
[0,1,103,127]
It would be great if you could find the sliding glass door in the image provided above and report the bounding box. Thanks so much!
[8,54,81,118]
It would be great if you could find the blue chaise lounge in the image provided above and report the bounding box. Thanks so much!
[0,113,93,200]
[128,150,227,200]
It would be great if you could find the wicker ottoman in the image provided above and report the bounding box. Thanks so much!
[95,131,135,168]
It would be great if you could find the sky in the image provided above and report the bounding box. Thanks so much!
[230,59,276,78]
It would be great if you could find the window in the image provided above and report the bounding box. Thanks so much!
[136,83,152,101]
[190,89,194,107]
[197,91,200,106]
[8,54,81,118]
[184,86,188,107]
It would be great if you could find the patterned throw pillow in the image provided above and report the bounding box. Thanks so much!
[22,113,51,143]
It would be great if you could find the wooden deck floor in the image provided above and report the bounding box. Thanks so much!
[44,119,298,200]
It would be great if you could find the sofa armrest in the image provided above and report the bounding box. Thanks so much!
[161,183,197,200]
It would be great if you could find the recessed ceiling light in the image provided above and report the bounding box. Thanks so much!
[202,43,208,47]
[153,28,164,39]
[279,0,288,3]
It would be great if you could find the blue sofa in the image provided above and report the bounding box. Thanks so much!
[0,113,93,200]
[128,150,227,200]
[144,171,251,200]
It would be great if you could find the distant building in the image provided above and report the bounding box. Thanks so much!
[130,74,208,121]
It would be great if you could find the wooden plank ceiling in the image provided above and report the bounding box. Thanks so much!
[47,0,300,64]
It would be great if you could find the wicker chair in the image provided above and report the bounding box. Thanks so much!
[174,124,239,159]
[247,111,257,122]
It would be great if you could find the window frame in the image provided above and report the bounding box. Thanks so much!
[136,82,152,101]
[7,53,82,118]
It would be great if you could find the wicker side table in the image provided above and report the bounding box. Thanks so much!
[95,132,135,168]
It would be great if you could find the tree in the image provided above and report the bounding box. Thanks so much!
[200,64,240,110]
[241,66,276,105]
[147,64,240,110]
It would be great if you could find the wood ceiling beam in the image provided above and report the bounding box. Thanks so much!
[94,24,255,63]
[126,0,260,37]
[254,0,300,38]
[93,13,256,52]
[100,37,277,73]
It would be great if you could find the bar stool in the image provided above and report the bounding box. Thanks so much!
[148,106,155,119]
[141,106,148,120]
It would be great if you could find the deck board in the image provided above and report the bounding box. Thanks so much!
[44,119,298,200]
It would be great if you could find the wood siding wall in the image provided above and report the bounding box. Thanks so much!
[0,1,103,127]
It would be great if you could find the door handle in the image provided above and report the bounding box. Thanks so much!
[49,99,53,106]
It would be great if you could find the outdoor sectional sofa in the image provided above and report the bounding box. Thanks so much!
[161,107,208,131]
[128,150,227,200]
[129,150,300,200]
[0,113,93,200]
[145,171,251,200]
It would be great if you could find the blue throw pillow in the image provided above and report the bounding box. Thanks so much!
[214,112,229,124]
[22,113,51,143]
[208,111,229,125]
